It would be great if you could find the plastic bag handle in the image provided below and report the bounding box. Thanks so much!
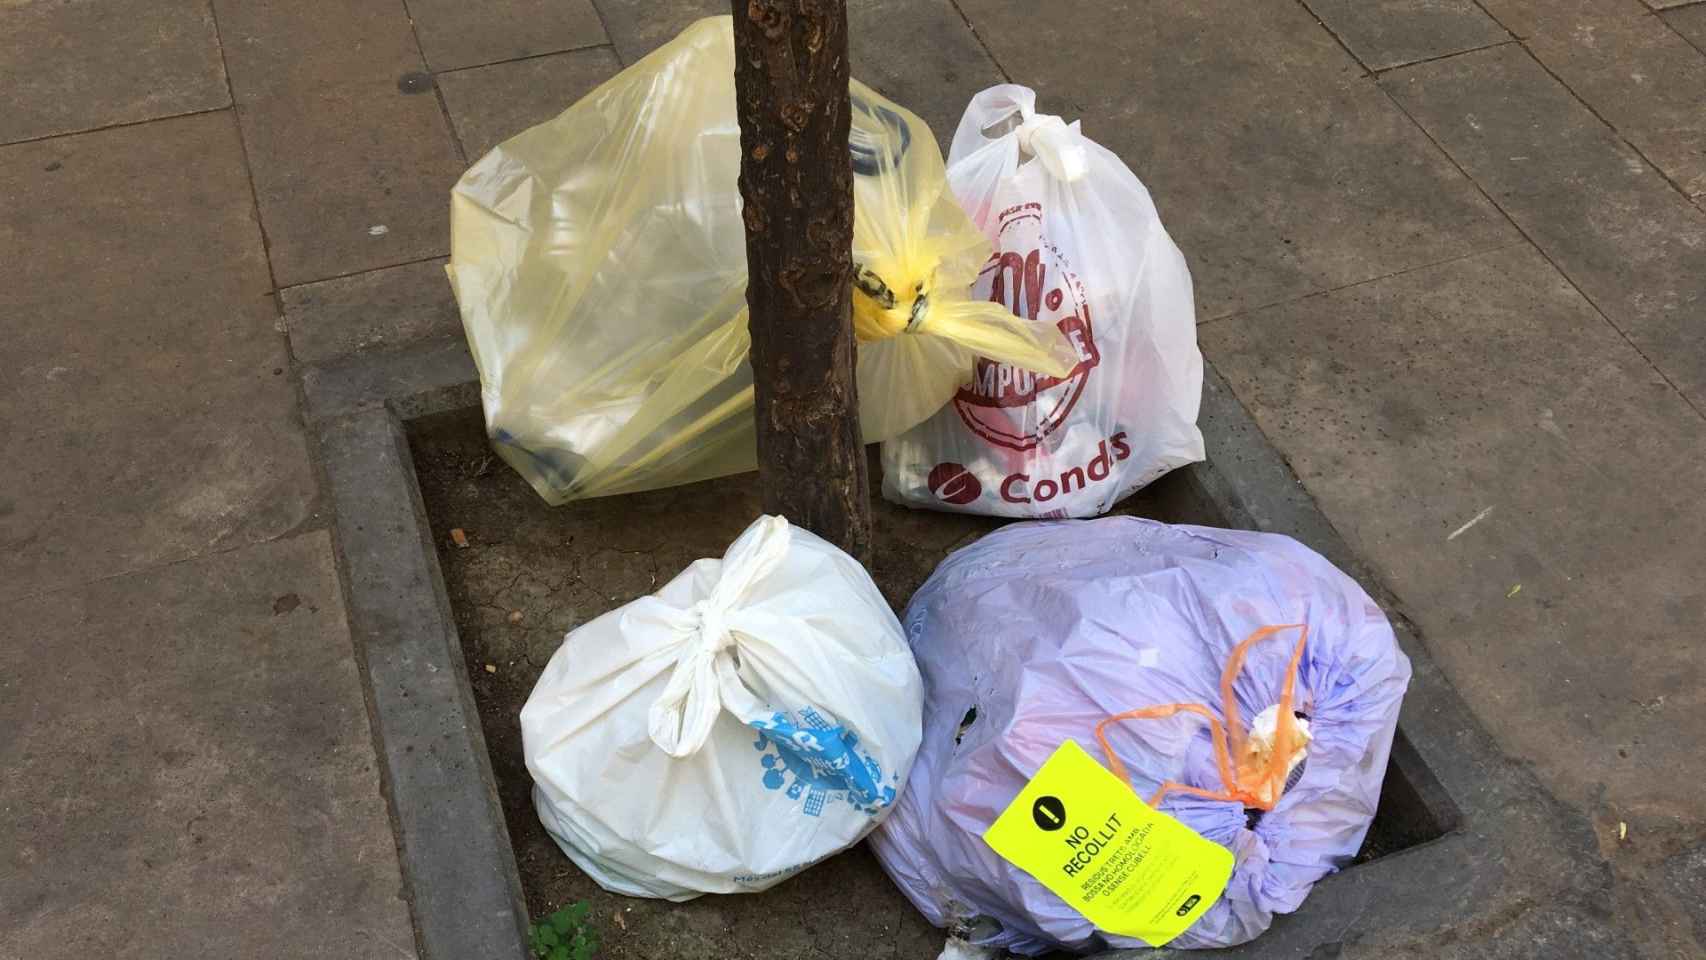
[1094,624,1309,812]
[959,85,1038,146]
[957,85,1087,183]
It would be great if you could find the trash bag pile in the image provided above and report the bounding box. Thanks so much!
[448,16,1413,955]
[448,16,1074,505]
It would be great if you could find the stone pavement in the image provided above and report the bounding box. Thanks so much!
[2,0,1703,957]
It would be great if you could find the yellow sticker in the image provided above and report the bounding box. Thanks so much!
[982,740,1234,947]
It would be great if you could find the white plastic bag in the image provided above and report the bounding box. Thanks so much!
[882,85,1205,518]
[520,515,924,900]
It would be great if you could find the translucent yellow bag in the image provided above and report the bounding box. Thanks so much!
[447,16,1074,504]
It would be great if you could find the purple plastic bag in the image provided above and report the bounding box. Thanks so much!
[870,517,1410,953]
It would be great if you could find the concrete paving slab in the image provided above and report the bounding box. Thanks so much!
[0,112,315,604]
[590,1,1003,149]
[0,530,418,960]
[1375,897,1644,960]
[955,0,1517,320]
[436,48,622,161]
[406,0,606,72]
[844,0,1007,148]
[1383,44,1706,410]
[1645,0,1700,10]
[1302,0,1510,71]
[1199,243,1706,827]
[212,0,423,101]
[588,0,722,65]
[1477,0,1706,200]
[214,0,464,285]
[235,77,466,286]
[1662,2,1706,53]
[0,0,227,144]
[281,258,463,365]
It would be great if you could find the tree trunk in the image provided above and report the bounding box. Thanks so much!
[729,0,872,563]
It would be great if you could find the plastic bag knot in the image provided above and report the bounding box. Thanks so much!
[852,261,939,340]
[689,599,737,655]
[1014,112,1088,183]
[1096,624,1311,812]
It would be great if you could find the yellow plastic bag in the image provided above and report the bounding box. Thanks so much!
[447,16,1074,504]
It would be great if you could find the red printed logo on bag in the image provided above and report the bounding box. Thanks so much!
[952,203,1099,451]
[926,462,982,505]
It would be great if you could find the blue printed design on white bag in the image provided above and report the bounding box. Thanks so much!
[750,707,898,817]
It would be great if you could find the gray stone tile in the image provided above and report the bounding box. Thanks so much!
[214,0,465,285]
[212,0,424,102]
[591,1,1000,144]
[407,0,607,71]
[281,258,464,365]
[436,47,622,161]
[1478,0,1706,199]
[1384,44,1706,408]
[1302,0,1510,70]
[1667,3,1706,51]
[846,0,1007,149]
[955,0,1516,320]
[0,113,316,603]
[236,77,467,286]
[1200,243,1706,816]
[592,0,723,65]
[1645,0,1700,9]
[0,531,418,959]
[0,0,228,144]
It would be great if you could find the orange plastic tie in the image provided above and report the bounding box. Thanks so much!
[1096,624,1309,812]
[1096,702,1235,806]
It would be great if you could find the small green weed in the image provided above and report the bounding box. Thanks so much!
[528,901,600,960]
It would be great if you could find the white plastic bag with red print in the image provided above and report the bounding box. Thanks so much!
[881,85,1205,518]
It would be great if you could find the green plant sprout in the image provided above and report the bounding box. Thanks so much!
[528,901,600,960]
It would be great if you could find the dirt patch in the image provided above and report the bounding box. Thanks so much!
[409,408,1205,960]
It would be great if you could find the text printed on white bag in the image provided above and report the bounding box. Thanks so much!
[998,433,1131,505]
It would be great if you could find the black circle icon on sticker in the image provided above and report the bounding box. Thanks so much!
[1175,894,1202,916]
[1032,796,1067,831]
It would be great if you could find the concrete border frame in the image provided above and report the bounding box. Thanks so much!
[303,338,1561,960]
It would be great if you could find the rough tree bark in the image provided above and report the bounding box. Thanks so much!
[729,0,872,563]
